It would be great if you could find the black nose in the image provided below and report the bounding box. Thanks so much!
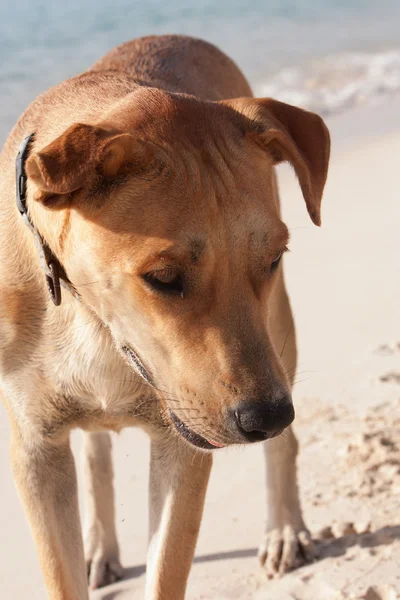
[232,393,294,442]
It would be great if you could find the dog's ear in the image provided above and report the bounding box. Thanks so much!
[26,123,154,208]
[222,98,330,226]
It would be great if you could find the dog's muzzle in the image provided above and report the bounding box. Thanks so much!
[170,411,225,450]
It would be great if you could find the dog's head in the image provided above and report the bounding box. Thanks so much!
[26,88,330,449]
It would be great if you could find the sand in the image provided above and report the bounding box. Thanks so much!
[0,95,399,599]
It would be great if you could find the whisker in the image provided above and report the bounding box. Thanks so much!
[279,324,294,359]
[165,410,204,416]
[70,318,99,331]
[288,370,314,378]
[178,417,208,423]
[166,407,200,413]
[73,279,102,288]
[292,376,313,386]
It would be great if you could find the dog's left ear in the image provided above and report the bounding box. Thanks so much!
[221,98,330,226]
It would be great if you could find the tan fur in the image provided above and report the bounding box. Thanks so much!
[0,34,330,598]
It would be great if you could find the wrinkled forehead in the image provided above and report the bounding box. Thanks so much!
[108,88,248,145]
[144,222,290,265]
[96,158,284,245]
[93,89,286,249]
[93,195,288,274]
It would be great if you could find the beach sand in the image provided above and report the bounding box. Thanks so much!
[0,95,399,599]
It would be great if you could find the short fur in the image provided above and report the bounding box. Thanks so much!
[0,35,330,598]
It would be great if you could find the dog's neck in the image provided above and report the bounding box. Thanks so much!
[15,133,79,306]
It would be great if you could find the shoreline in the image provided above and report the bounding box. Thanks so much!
[256,48,400,118]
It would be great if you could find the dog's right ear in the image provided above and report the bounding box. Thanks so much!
[26,123,154,208]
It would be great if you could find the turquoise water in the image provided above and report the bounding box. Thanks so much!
[1,0,400,142]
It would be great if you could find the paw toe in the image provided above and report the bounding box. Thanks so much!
[87,557,123,589]
[259,526,316,578]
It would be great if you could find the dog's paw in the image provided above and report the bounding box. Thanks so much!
[84,521,123,589]
[86,553,123,589]
[258,525,317,578]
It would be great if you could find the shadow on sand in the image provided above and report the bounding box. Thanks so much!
[98,524,400,599]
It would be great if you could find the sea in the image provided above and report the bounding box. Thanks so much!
[1,0,400,144]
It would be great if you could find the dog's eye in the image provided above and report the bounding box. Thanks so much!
[270,250,284,272]
[143,269,184,296]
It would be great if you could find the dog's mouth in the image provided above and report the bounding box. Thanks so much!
[121,345,225,450]
[170,411,225,450]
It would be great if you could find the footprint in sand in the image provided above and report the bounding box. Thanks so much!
[379,372,400,384]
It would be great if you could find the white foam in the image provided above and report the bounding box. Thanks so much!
[256,50,400,116]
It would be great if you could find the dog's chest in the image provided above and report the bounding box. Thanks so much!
[46,308,155,431]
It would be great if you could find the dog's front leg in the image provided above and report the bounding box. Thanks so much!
[259,269,316,577]
[10,423,88,599]
[146,433,212,600]
[82,431,123,589]
[259,427,316,578]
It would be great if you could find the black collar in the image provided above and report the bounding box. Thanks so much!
[16,134,79,306]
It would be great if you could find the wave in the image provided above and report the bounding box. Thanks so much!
[256,49,400,117]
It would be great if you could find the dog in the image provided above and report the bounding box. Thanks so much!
[0,34,330,599]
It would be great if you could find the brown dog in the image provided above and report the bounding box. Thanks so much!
[0,35,330,599]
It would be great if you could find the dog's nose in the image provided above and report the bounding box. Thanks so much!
[232,393,294,442]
